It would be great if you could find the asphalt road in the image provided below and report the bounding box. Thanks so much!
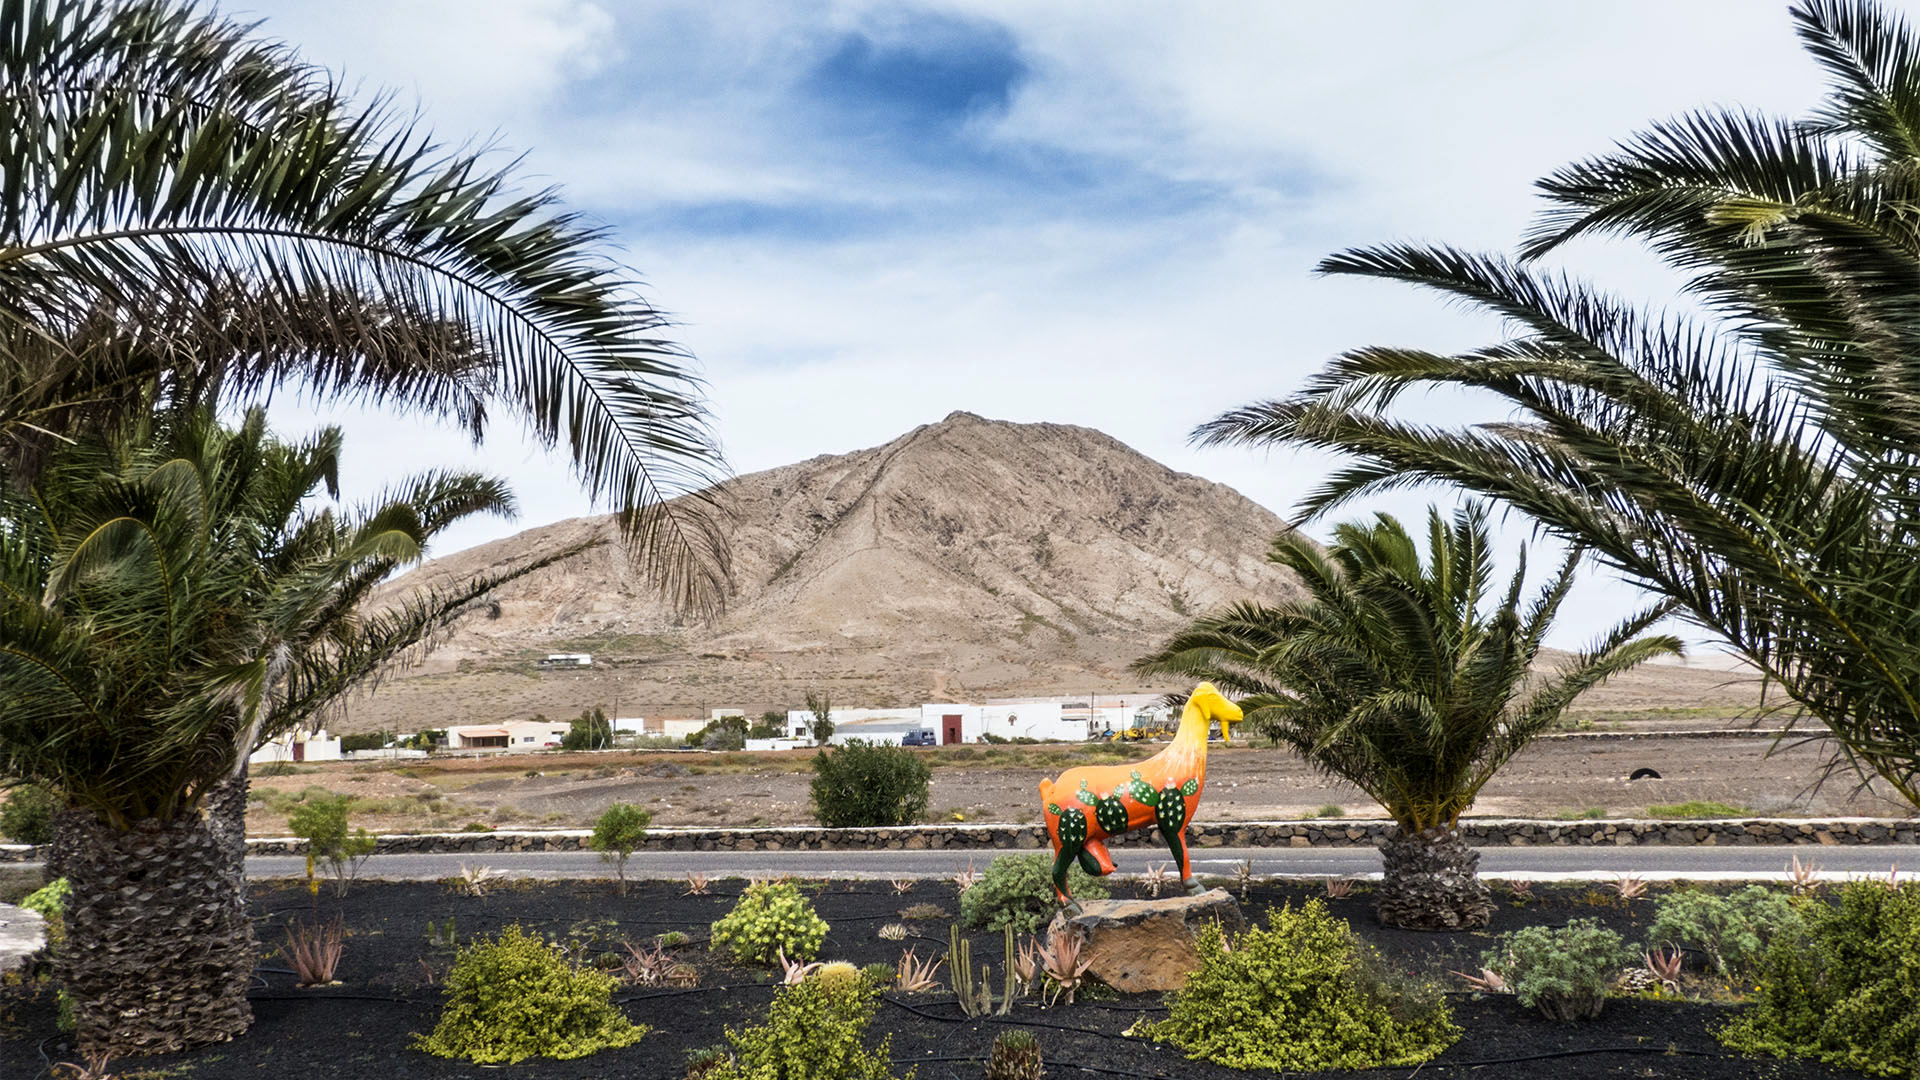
[235,844,1920,884]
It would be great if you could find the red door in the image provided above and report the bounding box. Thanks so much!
[942,714,963,745]
[291,740,305,763]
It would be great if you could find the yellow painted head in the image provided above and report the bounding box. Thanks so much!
[1188,682,1243,742]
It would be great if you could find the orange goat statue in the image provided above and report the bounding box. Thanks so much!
[1038,683,1243,905]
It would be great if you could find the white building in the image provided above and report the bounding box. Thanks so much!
[249,726,342,764]
[445,718,572,752]
[537,653,593,668]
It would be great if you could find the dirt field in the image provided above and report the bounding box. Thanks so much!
[245,730,1916,837]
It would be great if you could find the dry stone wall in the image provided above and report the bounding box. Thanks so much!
[7,817,1912,862]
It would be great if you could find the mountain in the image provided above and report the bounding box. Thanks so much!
[339,412,1308,729]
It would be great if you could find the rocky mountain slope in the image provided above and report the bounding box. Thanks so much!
[341,412,1311,729]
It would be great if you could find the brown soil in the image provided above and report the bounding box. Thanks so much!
[245,732,1914,837]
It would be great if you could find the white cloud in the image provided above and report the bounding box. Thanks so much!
[242,0,1832,650]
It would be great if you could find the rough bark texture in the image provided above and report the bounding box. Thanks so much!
[1374,825,1493,930]
[59,804,254,1055]
[202,767,251,895]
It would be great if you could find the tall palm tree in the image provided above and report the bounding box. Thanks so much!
[1135,505,1677,929]
[0,408,586,1053]
[1195,0,1920,810]
[0,0,728,609]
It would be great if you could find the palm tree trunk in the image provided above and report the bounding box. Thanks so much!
[1375,825,1493,930]
[203,765,251,895]
[58,803,253,1055]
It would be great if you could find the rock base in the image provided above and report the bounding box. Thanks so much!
[1063,888,1244,992]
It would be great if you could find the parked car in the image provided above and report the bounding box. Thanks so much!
[900,730,937,746]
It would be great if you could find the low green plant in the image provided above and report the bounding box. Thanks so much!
[1483,919,1631,1020]
[591,802,652,896]
[1312,804,1345,819]
[810,740,932,828]
[960,854,1107,934]
[415,924,646,1063]
[711,880,829,965]
[1719,882,1920,1077]
[287,793,377,896]
[1645,800,1748,820]
[0,782,55,844]
[704,967,908,1079]
[1153,900,1457,1070]
[1553,806,1608,820]
[21,876,69,950]
[1647,886,1805,979]
[984,1029,1043,1080]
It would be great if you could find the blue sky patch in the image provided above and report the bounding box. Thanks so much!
[804,10,1028,137]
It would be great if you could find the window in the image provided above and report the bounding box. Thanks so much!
[522,736,535,743]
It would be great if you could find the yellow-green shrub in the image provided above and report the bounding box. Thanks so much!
[710,880,828,965]
[1720,882,1920,1077]
[706,968,909,1079]
[1153,899,1457,1071]
[415,924,646,1063]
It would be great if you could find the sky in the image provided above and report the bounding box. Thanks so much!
[236,0,1830,651]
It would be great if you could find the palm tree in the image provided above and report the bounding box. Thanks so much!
[0,0,728,609]
[1195,0,1920,810]
[0,408,586,1053]
[1135,505,1677,929]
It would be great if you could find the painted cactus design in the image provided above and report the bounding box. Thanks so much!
[1055,806,1089,849]
[1092,791,1129,835]
[1156,782,1186,836]
[1127,770,1160,807]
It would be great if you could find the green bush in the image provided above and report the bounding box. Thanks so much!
[590,802,651,895]
[711,880,829,965]
[21,876,69,950]
[337,732,390,753]
[810,740,932,828]
[705,967,907,1079]
[1153,899,1457,1070]
[416,924,645,1063]
[1720,882,1920,1077]
[1484,919,1631,1020]
[687,715,748,751]
[1647,886,1805,978]
[0,782,55,844]
[287,792,377,896]
[562,707,614,751]
[960,853,1107,934]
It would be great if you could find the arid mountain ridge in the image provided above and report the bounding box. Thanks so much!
[342,412,1309,730]
[341,411,1763,732]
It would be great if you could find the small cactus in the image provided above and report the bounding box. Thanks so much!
[1091,791,1129,835]
[984,1029,1043,1080]
[1156,782,1186,834]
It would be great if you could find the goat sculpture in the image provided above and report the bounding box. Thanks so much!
[1038,683,1243,905]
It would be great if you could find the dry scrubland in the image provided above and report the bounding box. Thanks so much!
[244,728,1915,838]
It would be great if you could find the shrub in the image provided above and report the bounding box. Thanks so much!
[562,707,614,751]
[1644,800,1748,819]
[960,854,1107,934]
[687,715,748,751]
[416,924,646,1063]
[1719,881,1920,1077]
[810,740,932,828]
[287,793,376,896]
[705,967,906,1080]
[1153,900,1457,1070]
[0,782,55,844]
[985,1029,1042,1080]
[711,880,829,966]
[338,732,390,753]
[1484,919,1631,1020]
[21,876,69,950]
[591,802,652,896]
[1647,886,1805,978]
